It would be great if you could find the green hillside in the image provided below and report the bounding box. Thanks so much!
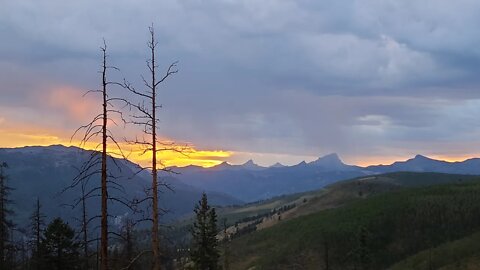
[389,230,480,270]
[169,172,477,245]
[214,172,477,233]
[227,178,480,270]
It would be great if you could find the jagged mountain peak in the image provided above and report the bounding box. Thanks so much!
[241,159,264,170]
[242,159,256,166]
[310,153,345,167]
[412,154,432,161]
[270,162,285,168]
[215,161,232,168]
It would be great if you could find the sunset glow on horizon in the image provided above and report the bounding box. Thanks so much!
[2,123,480,169]
[0,127,232,168]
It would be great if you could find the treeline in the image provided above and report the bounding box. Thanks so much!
[0,161,230,270]
[229,203,297,239]
[0,161,143,269]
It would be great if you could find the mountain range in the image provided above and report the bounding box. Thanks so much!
[2,145,480,226]
[170,153,480,202]
[0,145,241,227]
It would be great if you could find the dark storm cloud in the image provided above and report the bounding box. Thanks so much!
[2,0,480,163]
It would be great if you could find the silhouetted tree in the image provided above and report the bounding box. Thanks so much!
[41,218,80,270]
[190,193,219,270]
[0,162,14,269]
[122,25,178,270]
[70,41,129,270]
[29,197,46,269]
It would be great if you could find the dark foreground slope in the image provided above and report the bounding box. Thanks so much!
[228,179,480,270]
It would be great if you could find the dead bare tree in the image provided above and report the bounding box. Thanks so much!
[122,26,178,270]
[29,197,45,270]
[69,41,131,270]
[65,177,91,269]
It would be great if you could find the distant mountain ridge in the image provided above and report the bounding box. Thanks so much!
[0,145,242,227]
[366,154,480,175]
[170,152,480,202]
[3,145,480,217]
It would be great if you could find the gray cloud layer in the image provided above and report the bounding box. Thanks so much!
[1,0,480,164]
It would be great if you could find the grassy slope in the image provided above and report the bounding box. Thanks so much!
[389,231,480,270]
[168,172,476,245]
[227,172,476,216]
[228,178,480,270]
[219,172,477,231]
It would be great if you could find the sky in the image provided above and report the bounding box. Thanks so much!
[1,0,480,167]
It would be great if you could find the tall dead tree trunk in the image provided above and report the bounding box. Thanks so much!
[123,26,178,270]
[30,197,45,269]
[70,41,129,270]
[100,43,109,270]
[149,27,161,270]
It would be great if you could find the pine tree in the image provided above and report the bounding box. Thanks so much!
[0,162,14,269]
[41,218,80,270]
[190,193,219,270]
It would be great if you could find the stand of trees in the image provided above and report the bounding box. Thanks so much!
[189,193,220,270]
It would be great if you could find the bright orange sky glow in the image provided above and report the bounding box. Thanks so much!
[1,125,478,168]
[0,127,232,168]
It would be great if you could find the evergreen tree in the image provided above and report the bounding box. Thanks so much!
[41,218,80,270]
[190,193,219,270]
[0,162,14,269]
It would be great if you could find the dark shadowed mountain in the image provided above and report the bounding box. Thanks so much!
[170,153,480,202]
[169,153,371,202]
[241,159,265,170]
[270,162,285,168]
[0,145,242,227]
[366,154,480,175]
[2,145,480,225]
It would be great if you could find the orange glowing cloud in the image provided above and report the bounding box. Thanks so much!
[45,86,99,122]
[0,85,232,168]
